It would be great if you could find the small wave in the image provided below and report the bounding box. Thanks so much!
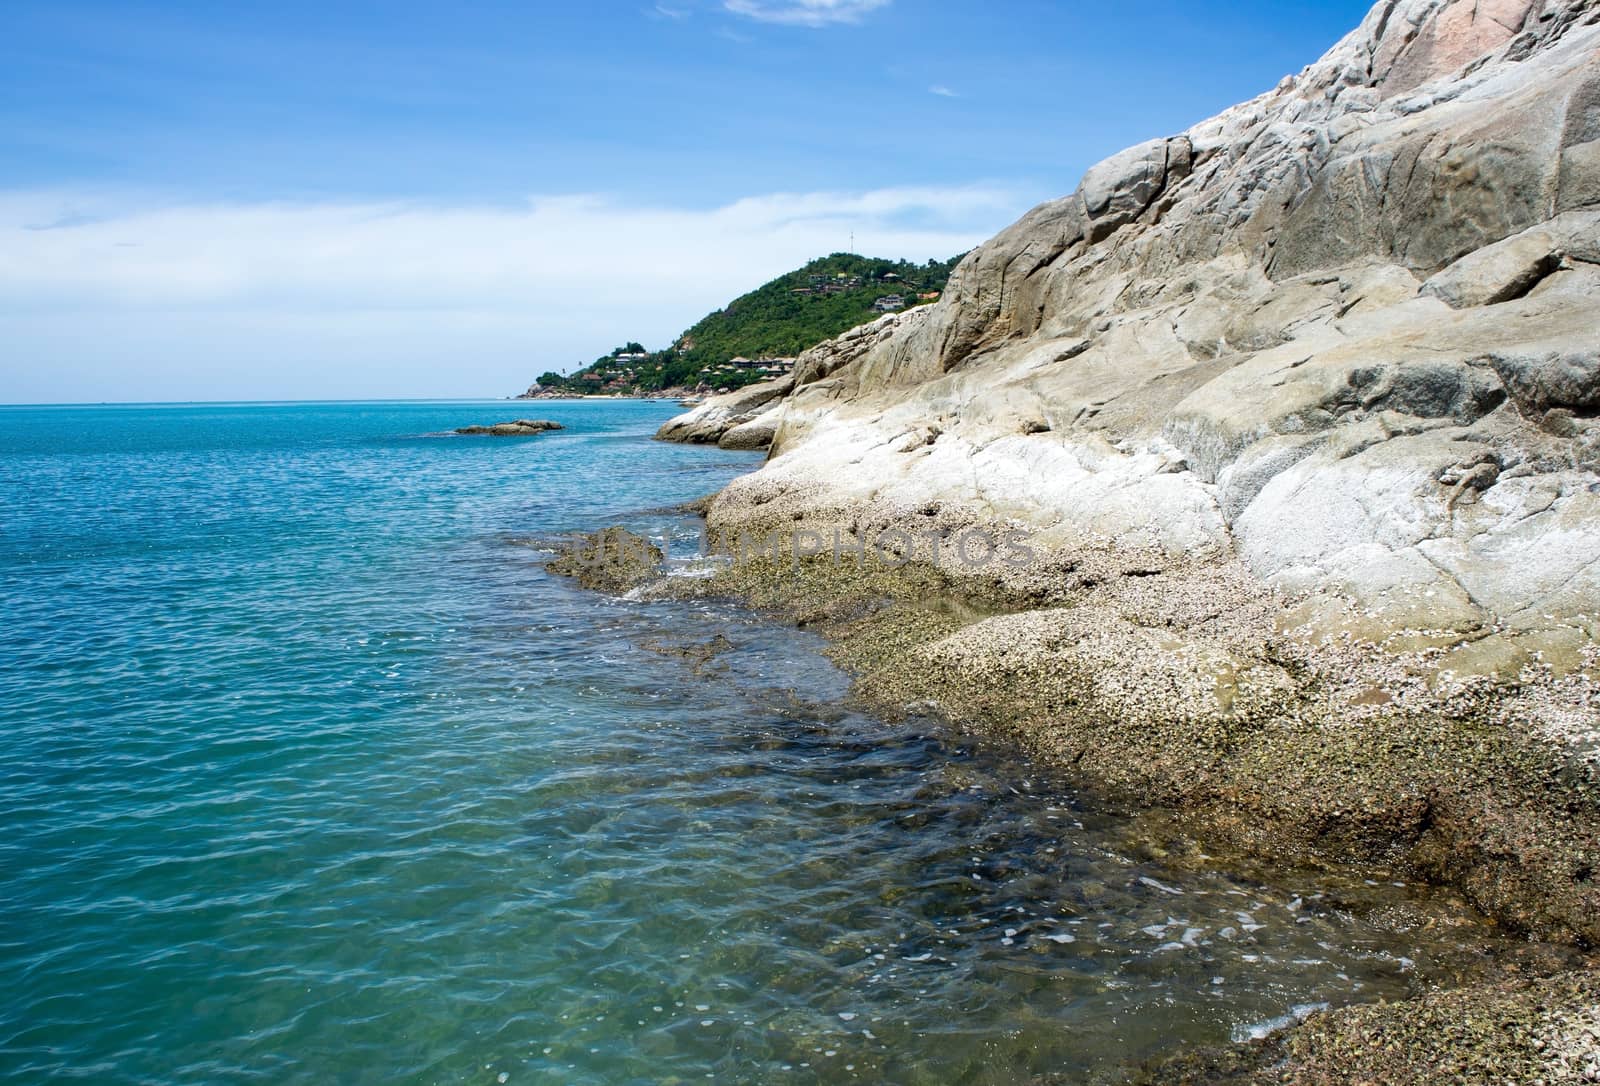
[1231,1002,1330,1044]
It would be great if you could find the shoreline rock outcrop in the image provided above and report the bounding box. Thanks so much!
[661,0,1600,627]
[542,527,662,593]
[641,0,1600,1076]
[652,376,792,448]
[653,310,924,450]
[659,0,1600,692]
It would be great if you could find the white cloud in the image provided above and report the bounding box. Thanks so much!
[929,84,959,98]
[723,0,890,27]
[0,185,1017,401]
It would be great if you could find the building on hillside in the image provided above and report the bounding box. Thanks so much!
[919,291,941,301]
[873,295,906,312]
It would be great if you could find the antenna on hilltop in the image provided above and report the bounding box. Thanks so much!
[849,229,854,254]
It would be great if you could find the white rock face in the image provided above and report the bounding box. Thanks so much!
[669,0,1600,654]
[653,376,794,447]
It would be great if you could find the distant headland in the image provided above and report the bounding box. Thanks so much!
[516,252,962,400]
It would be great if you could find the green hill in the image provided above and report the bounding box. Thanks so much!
[531,252,965,395]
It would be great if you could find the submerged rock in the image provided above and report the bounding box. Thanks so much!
[543,526,663,594]
[455,419,565,436]
[640,632,735,670]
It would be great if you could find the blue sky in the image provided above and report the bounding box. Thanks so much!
[1,0,1373,402]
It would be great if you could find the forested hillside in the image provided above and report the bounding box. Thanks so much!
[529,252,964,394]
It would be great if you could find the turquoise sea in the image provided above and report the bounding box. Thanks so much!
[1,401,1511,1084]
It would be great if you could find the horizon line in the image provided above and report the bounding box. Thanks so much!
[0,395,683,408]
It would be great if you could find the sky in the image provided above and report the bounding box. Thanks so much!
[0,0,1374,403]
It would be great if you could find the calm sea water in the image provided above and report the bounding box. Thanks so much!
[1,401,1509,1085]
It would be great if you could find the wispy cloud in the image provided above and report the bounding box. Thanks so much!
[723,0,890,27]
[22,210,107,231]
[648,3,691,18]
[0,185,1016,400]
[928,84,958,98]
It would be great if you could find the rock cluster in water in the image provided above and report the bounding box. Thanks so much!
[455,419,565,436]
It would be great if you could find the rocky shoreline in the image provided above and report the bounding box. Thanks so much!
[547,522,1600,1081]
[627,0,1600,1076]
[1139,967,1600,1083]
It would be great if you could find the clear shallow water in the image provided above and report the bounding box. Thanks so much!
[0,401,1511,1084]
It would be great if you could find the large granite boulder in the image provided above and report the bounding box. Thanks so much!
[716,405,784,450]
[653,376,792,446]
[701,0,1600,664]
